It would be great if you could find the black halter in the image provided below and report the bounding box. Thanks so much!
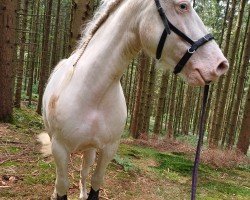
[155,1,213,200]
[155,0,214,74]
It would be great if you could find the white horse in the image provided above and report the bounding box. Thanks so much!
[40,0,229,199]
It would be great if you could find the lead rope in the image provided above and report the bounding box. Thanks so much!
[191,85,210,200]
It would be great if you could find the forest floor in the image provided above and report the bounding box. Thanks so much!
[0,108,250,200]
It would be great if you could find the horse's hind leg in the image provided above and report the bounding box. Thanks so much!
[51,139,70,200]
[80,149,96,200]
[87,142,119,200]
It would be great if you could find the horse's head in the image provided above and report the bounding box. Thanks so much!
[139,0,229,86]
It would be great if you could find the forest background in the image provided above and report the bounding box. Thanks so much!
[0,0,249,156]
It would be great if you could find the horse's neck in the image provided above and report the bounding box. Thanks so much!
[73,0,143,96]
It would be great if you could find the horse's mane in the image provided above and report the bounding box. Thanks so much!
[75,0,124,52]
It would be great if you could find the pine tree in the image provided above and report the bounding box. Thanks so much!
[37,0,53,114]
[26,0,41,105]
[14,0,29,108]
[142,60,156,133]
[50,0,62,72]
[223,0,246,148]
[69,0,93,51]
[209,0,238,148]
[153,71,169,135]
[167,76,177,139]
[0,0,17,122]
[131,53,148,138]
[237,88,250,155]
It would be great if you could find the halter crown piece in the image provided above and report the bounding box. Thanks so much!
[154,0,214,74]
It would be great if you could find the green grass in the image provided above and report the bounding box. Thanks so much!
[113,155,137,172]
[118,143,250,199]
[6,146,21,154]
[203,181,249,196]
[1,161,20,167]
[12,107,44,133]
[22,158,56,185]
[155,152,194,175]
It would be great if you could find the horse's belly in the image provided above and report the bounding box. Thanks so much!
[74,110,126,152]
[51,108,125,152]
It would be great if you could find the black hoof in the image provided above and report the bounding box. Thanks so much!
[57,194,67,200]
[87,187,99,200]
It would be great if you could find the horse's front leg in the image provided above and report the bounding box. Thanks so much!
[80,149,96,200]
[87,141,119,200]
[51,139,70,200]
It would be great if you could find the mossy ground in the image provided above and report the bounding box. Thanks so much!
[0,108,249,199]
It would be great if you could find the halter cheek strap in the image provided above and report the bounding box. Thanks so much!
[154,0,214,74]
[156,29,169,60]
[173,34,214,74]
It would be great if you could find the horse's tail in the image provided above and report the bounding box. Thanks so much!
[37,132,52,156]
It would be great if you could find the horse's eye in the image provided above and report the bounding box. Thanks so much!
[179,3,188,11]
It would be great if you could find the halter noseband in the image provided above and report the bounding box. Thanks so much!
[155,0,214,74]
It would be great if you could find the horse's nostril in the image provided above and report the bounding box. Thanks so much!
[216,61,229,76]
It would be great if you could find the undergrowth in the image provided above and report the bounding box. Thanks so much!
[113,155,137,172]
[0,107,249,200]
[118,143,250,199]
[11,108,43,133]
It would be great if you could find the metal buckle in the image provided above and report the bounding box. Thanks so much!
[203,35,210,41]
[157,6,163,11]
[188,48,196,54]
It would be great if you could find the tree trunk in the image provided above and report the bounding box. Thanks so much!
[50,0,61,72]
[37,0,53,114]
[232,7,250,152]
[153,71,169,135]
[167,76,178,139]
[182,86,193,135]
[131,53,147,138]
[223,0,246,149]
[223,0,237,57]
[0,0,17,122]
[219,0,230,47]
[69,0,92,52]
[143,60,156,132]
[24,0,36,95]
[14,0,29,108]
[209,0,238,148]
[27,0,41,105]
[129,62,138,131]
[126,60,135,118]
[176,82,185,135]
[137,56,150,134]
[237,89,250,155]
